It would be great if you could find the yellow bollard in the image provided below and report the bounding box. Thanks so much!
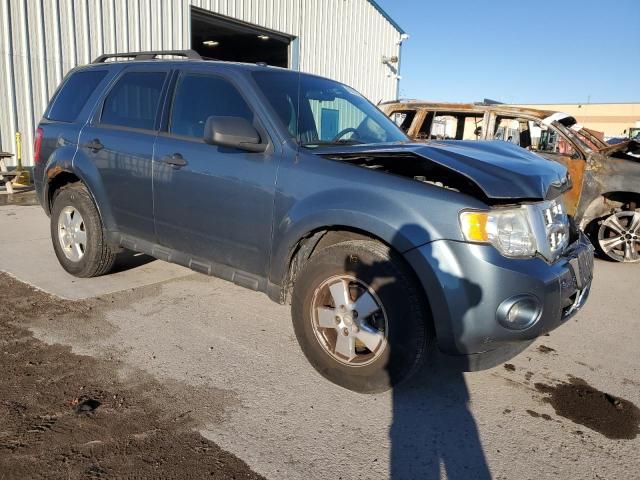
[13,131,31,186]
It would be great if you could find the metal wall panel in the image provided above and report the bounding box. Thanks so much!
[1,0,402,167]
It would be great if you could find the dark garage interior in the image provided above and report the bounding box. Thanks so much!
[191,7,291,67]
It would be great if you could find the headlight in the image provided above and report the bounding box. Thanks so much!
[460,206,537,257]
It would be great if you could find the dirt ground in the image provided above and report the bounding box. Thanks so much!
[0,273,264,480]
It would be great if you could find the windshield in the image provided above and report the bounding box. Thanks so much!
[252,71,407,147]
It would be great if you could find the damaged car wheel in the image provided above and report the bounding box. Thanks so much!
[291,239,430,393]
[595,210,640,263]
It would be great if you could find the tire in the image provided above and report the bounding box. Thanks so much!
[50,184,117,277]
[291,239,430,393]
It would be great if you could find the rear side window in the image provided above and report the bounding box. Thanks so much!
[46,70,107,122]
[169,74,253,138]
[419,111,484,140]
[389,110,416,133]
[101,71,166,130]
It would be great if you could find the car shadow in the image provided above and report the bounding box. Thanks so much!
[344,223,491,479]
[110,250,156,273]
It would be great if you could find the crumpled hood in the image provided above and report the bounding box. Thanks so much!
[598,139,640,157]
[319,140,571,201]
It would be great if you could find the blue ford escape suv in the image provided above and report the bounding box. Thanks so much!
[34,50,593,393]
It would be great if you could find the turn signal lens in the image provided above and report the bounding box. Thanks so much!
[459,211,489,242]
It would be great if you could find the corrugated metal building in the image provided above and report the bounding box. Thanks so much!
[0,0,405,168]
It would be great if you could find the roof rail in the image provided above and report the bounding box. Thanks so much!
[92,50,202,64]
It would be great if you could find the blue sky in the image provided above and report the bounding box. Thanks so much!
[376,0,640,103]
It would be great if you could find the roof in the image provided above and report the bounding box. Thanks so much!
[379,100,559,120]
[366,0,405,34]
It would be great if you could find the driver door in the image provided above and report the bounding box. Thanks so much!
[152,68,278,279]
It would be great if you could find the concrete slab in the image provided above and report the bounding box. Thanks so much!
[0,204,192,299]
[21,257,640,480]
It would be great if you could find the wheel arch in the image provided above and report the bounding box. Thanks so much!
[271,224,435,321]
[44,160,116,233]
[580,191,640,229]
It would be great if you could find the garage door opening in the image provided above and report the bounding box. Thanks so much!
[191,7,292,67]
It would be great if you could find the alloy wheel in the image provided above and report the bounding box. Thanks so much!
[597,211,640,263]
[57,206,87,261]
[310,275,388,366]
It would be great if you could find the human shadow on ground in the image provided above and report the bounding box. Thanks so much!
[344,223,491,479]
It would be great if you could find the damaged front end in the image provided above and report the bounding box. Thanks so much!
[318,140,575,263]
[319,140,571,204]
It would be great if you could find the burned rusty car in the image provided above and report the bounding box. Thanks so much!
[381,101,640,263]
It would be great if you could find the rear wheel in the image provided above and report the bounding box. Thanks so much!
[593,210,640,263]
[291,239,430,393]
[50,185,117,277]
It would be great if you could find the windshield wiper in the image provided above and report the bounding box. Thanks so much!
[300,139,365,147]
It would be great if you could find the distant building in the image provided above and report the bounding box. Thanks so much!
[511,103,640,139]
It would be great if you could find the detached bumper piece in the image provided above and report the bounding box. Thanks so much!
[560,237,594,319]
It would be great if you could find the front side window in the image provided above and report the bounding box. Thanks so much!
[252,71,407,147]
[169,74,254,138]
[537,124,577,156]
[100,71,166,130]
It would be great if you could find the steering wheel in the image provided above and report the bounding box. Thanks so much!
[332,127,358,142]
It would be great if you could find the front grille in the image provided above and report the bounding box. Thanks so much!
[527,199,570,262]
[542,200,569,257]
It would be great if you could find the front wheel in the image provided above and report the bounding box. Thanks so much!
[291,240,430,393]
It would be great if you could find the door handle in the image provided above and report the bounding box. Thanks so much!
[85,139,104,151]
[163,153,188,168]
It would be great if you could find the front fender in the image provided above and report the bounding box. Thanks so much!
[577,155,640,227]
[269,187,451,286]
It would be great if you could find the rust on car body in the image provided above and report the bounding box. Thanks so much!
[381,101,640,261]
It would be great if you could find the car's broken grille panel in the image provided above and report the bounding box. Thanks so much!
[543,201,569,257]
[529,199,570,262]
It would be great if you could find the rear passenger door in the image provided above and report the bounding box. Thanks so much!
[77,67,169,240]
[152,69,277,280]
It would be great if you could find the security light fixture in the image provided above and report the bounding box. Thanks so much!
[397,33,410,45]
[203,40,219,47]
[257,34,269,40]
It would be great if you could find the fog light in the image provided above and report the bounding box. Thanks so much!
[497,295,542,330]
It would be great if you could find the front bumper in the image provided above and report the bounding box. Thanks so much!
[404,232,593,361]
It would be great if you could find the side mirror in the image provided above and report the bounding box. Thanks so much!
[203,116,266,153]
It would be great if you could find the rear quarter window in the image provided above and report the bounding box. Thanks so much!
[46,69,108,122]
